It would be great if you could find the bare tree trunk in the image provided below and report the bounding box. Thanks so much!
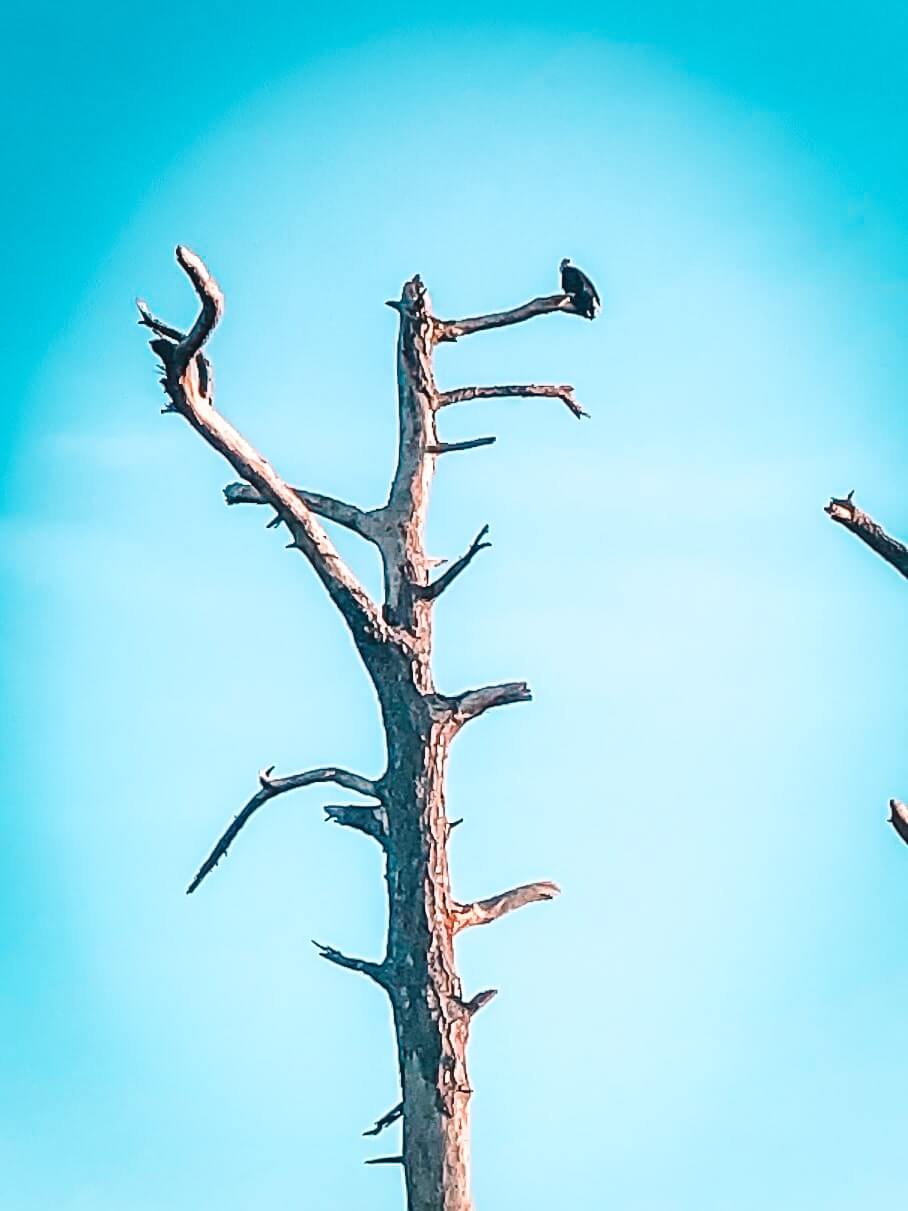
[137,250,589,1208]
[386,714,470,1210]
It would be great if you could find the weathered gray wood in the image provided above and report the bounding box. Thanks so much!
[889,799,908,846]
[435,292,581,341]
[452,881,561,932]
[139,249,592,1210]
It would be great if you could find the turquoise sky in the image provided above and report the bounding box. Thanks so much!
[4,4,908,1208]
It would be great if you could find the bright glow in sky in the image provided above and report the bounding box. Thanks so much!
[4,4,908,1208]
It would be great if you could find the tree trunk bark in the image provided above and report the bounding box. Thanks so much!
[377,277,476,1208]
[383,700,472,1210]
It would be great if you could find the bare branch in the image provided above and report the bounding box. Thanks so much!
[435,293,582,342]
[419,526,491,600]
[223,481,378,541]
[425,436,497,455]
[187,766,379,894]
[439,384,588,420]
[434,681,533,726]
[453,881,560,932]
[365,1156,405,1166]
[143,247,388,649]
[889,799,908,846]
[825,491,908,580]
[136,299,184,342]
[363,1102,403,1137]
[324,803,387,843]
[312,941,387,986]
[174,244,224,362]
[463,989,498,1016]
[458,681,532,718]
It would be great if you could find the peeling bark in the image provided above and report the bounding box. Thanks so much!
[138,251,593,1209]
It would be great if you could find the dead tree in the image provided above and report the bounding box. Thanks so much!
[138,247,592,1211]
[825,490,908,845]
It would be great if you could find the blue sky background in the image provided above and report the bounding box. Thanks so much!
[4,3,908,1208]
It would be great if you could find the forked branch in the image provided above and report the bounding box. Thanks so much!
[419,526,491,600]
[439,384,588,420]
[435,293,582,342]
[142,247,387,650]
[187,765,379,893]
[825,491,908,580]
[453,881,560,932]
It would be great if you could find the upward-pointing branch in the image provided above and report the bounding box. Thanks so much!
[419,526,491,600]
[174,245,224,361]
[825,491,908,580]
[187,765,379,893]
[136,299,184,343]
[142,247,388,653]
[435,293,582,342]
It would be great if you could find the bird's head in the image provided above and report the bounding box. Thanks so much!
[559,257,571,271]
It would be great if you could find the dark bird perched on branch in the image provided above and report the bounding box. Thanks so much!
[559,258,600,319]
